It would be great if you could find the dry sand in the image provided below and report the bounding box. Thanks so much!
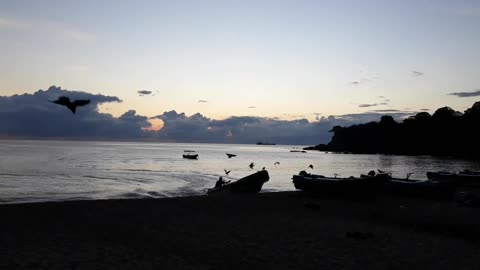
[1,192,480,270]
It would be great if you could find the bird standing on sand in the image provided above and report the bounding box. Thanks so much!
[274,162,280,165]
[224,169,231,175]
[308,164,314,169]
[49,96,90,114]
[249,162,255,169]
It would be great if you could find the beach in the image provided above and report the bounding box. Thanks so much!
[1,192,480,270]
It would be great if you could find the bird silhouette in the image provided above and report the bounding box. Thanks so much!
[262,167,266,170]
[308,164,314,169]
[224,169,231,175]
[226,153,237,158]
[249,162,255,169]
[274,162,280,165]
[49,96,90,114]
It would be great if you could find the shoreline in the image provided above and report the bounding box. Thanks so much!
[1,191,480,269]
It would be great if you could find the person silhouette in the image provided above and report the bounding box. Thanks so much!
[215,176,226,188]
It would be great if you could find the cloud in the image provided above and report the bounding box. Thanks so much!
[358,102,389,108]
[349,78,374,86]
[448,90,480,98]
[149,110,416,145]
[248,106,256,109]
[420,108,430,111]
[198,100,208,103]
[370,109,403,113]
[0,86,155,139]
[0,86,417,145]
[412,71,424,77]
[138,90,153,96]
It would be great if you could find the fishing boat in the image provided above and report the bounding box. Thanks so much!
[182,150,199,160]
[207,170,270,195]
[385,176,457,200]
[292,171,389,199]
[256,142,276,145]
[226,153,237,158]
[427,171,480,187]
[290,150,307,153]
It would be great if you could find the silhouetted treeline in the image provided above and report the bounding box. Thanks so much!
[305,102,480,158]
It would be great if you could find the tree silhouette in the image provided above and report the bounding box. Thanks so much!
[306,101,480,158]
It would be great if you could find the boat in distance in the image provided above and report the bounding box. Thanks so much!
[256,142,276,145]
[182,150,199,160]
[207,170,270,195]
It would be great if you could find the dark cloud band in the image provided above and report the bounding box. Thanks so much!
[448,90,480,98]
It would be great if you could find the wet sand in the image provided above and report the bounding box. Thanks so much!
[1,192,480,270]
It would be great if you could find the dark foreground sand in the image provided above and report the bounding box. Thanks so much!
[1,192,480,270]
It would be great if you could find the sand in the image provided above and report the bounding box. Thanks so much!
[1,192,480,270]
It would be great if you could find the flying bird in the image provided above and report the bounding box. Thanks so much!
[49,96,90,114]
[308,164,314,169]
[249,162,255,169]
[274,162,280,165]
[224,169,231,175]
[226,153,237,158]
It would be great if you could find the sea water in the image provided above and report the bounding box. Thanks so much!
[1,140,479,204]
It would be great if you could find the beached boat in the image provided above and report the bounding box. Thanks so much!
[292,171,389,199]
[385,177,457,200]
[207,170,270,195]
[182,150,199,160]
[427,171,480,187]
[226,153,237,158]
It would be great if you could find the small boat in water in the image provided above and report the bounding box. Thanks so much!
[256,142,276,145]
[290,150,307,153]
[182,150,199,160]
[226,153,237,158]
[207,170,270,195]
[292,171,389,199]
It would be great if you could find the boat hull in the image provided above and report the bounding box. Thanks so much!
[292,173,389,199]
[207,170,270,195]
[182,154,199,160]
[427,172,480,188]
[385,178,457,200]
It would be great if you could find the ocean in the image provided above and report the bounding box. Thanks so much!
[1,140,479,204]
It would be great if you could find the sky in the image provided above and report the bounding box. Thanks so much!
[1,0,480,143]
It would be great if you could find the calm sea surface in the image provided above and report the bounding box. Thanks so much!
[1,140,479,204]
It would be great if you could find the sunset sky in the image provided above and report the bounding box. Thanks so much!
[1,0,480,125]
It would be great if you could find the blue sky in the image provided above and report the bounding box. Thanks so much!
[1,0,480,124]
